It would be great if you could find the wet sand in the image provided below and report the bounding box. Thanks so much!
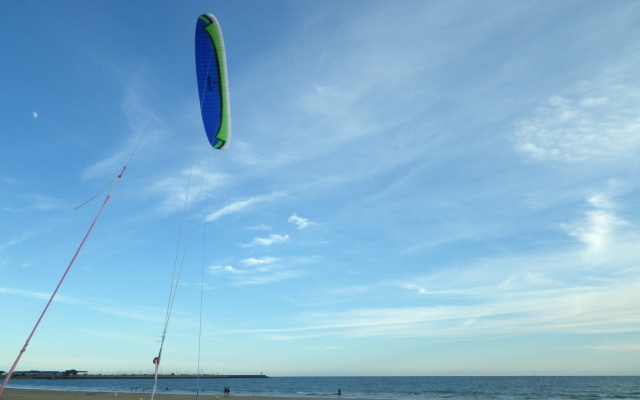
[1,389,328,400]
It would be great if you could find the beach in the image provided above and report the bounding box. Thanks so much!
[0,390,323,400]
[3,376,640,399]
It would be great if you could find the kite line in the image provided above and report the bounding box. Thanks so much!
[0,118,154,398]
[150,13,230,399]
[195,157,213,400]
[150,152,197,400]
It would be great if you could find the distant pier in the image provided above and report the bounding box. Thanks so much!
[7,372,268,380]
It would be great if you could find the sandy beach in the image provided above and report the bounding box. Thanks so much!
[0,390,327,400]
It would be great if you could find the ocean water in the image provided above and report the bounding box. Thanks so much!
[6,376,640,399]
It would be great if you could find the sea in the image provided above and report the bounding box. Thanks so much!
[6,376,640,399]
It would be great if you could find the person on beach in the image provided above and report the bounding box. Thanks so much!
[338,388,341,397]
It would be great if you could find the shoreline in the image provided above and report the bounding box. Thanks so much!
[0,389,340,400]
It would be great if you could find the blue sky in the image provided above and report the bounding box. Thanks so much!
[1,0,640,376]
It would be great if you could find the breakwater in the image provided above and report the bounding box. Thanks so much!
[8,374,268,380]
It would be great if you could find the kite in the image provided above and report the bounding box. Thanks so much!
[150,14,232,400]
[195,13,231,149]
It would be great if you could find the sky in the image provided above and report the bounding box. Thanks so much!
[1,0,640,377]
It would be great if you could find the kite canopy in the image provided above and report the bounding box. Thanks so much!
[195,13,231,149]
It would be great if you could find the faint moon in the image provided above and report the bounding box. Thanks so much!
[33,112,38,118]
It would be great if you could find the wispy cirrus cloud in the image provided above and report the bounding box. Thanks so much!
[151,165,230,214]
[93,304,165,323]
[2,195,68,213]
[0,233,32,251]
[0,287,79,304]
[82,87,164,181]
[206,192,284,222]
[228,273,640,341]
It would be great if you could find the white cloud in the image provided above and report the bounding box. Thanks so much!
[211,258,303,286]
[288,213,312,229]
[404,284,427,295]
[247,234,290,247]
[561,194,628,254]
[564,212,612,249]
[587,194,614,209]
[209,265,239,274]
[513,81,640,163]
[241,257,279,266]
